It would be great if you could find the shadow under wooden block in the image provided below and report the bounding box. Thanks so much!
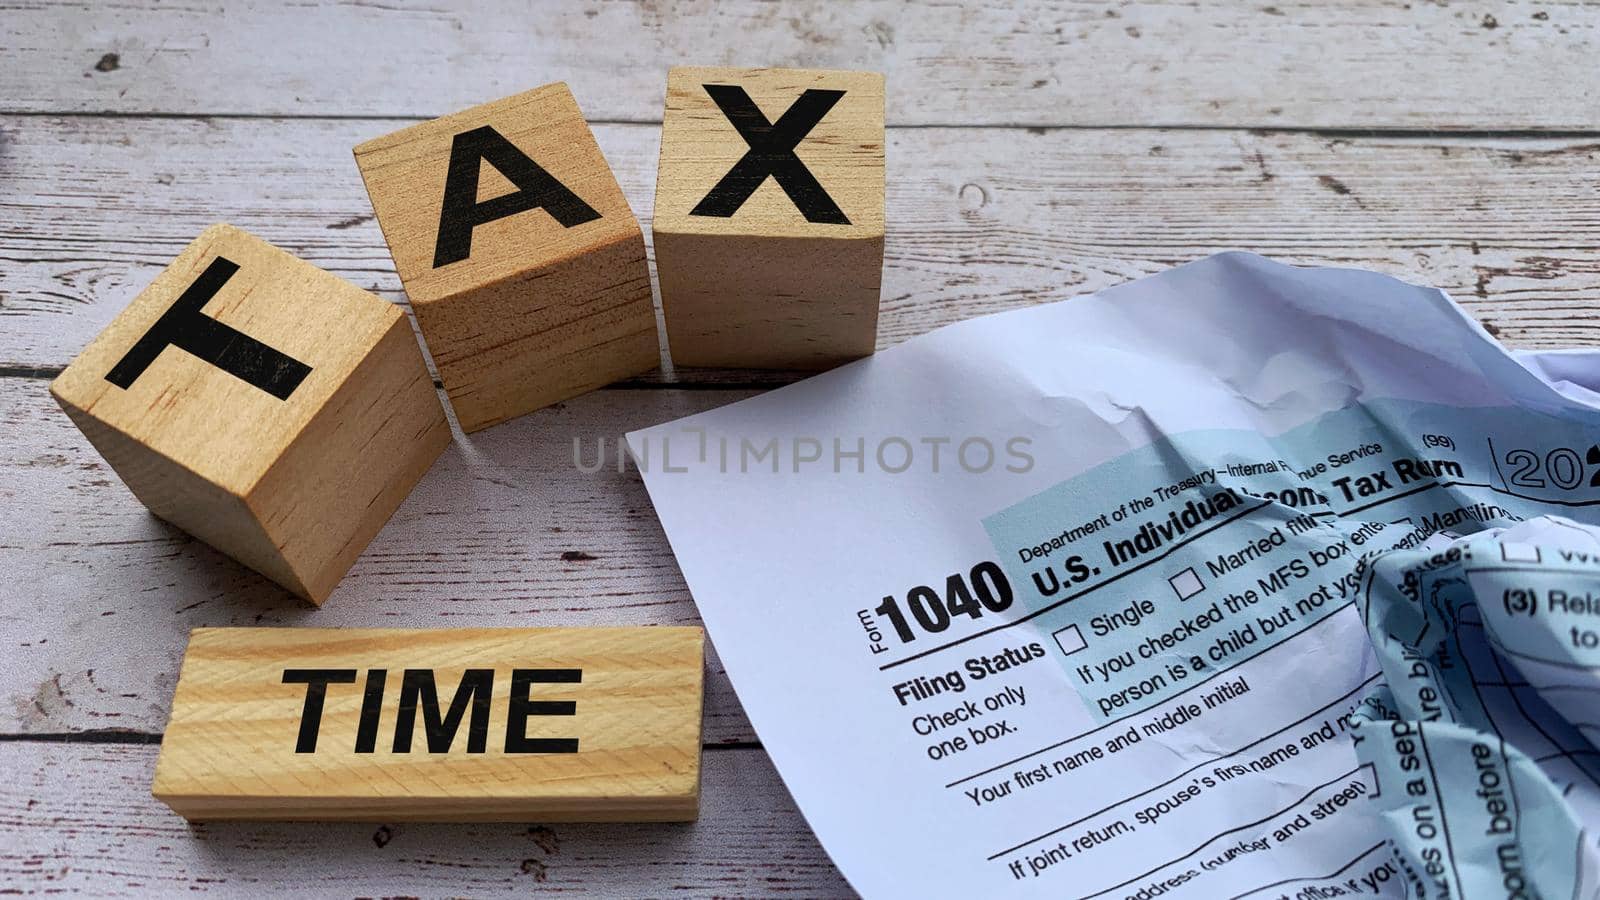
[354,84,658,433]
[152,626,705,822]
[654,67,885,369]
[49,224,451,605]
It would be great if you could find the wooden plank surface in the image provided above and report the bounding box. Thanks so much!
[4,115,1600,378]
[0,379,760,741]
[153,627,705,822]
[0,741,849,896]
[4,1,1596,129]
[5,2,1600,895]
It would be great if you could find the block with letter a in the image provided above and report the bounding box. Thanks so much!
[654,66,885,368]
[152,626,705,822]
[353,84,658,432]
[49,224,450,605]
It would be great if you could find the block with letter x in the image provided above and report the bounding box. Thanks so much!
[354,84,657,432]
[50,225,451,604]
[654,67,885,368]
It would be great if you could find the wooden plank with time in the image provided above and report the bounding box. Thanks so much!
[153,627,705,822]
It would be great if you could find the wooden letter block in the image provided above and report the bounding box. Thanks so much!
[354,84,657,432]
[654,66,885,369]
[152,627,705,822]
[49,224,450,605]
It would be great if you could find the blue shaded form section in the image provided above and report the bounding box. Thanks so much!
[984,400,1600,726]
[1353,521,1600,899]
[985,397,1600,896]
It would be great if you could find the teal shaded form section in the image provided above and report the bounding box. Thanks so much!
[983,400,1600,896]
[1353,522,1600,899]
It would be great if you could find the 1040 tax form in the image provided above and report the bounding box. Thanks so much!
[631,254,1600,899]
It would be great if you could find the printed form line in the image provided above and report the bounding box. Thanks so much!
[983,673,1378,859]
[950,605,1358,789]
[885,475,1600,672]
[1074,766,1370,900]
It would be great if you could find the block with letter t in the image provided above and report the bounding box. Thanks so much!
[654,66,885,368]
[353,84,657,432]
[49,224,451,605]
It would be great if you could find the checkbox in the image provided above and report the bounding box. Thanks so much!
[1169,567,1204,601]
[1052,624,1087,656]
[1501,543,1541,564]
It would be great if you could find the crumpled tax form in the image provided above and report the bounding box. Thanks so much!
[1354,517,1600,899]
[629,253,1600,898]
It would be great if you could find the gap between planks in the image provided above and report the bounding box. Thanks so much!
[9,0,1596,130]
[7,109,1600,140]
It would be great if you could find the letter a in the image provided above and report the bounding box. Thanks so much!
[433,125,602,268]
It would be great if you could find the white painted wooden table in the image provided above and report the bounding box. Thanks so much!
[3,3,1598,895]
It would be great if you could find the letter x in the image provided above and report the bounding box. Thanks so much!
[690,85,851,225]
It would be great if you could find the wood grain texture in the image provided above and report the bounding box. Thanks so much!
[155,627,704,822]
[0,741,850,896]
[4,116,1600,380]
[5,4,1600,893]
[4,1,1597,129]
[355,84,658,431]
[48,224,451,603]
[656,67,885,368]
[0,379,760,741]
